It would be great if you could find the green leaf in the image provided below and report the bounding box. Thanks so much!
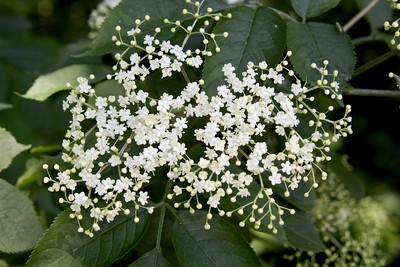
[91,0,228,56]
[0,259,8,267]
[282,212,325,252]
[0,178,43,253]
[0,127,30,172]
[16,158,46,189]
[27,208,150,267]
[0,103,12,111]
[287,22,355,88]
[85,80,126,108]
[20,64,110,101]
[261,172,315,212]
[290,0,341,19]
[203,6,286,95]
[128,248,171,267]
[217,172,323,252]
[355,0,392,29]
[218,179,287,242]
[172,210,262,267]
[28,248,84,267]
[326,154,366,200]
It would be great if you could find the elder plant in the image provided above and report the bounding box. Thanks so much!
[2,0,399,266]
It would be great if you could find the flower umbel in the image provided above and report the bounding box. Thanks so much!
[44,0,352,237]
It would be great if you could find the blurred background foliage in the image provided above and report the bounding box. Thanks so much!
[0,0,399,266]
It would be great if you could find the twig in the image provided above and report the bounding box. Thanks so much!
[352,33,382,46]
[343,0,380,32]
[352,49,400,77]
[343,88,400,98]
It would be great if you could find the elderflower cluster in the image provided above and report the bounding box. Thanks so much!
[88,0,121,39]
[44,0,352,237]
[384,0,400,49]
[285,174,388,267]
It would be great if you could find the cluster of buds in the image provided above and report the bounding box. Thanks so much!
[43,0,352,237]
[384,0,400,49]
[285,173,387,266]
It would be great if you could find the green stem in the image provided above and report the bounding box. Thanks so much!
[155,179,173,251]
[155,206,166,251]
[343,88,400,98]
[343,0,380,32]
[352,33,385,46]
[352,49,400,78]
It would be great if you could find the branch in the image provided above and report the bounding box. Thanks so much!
[343,0,380,32]
[352,32,387,46]
[352,49,400,78]
[343,88,400,98]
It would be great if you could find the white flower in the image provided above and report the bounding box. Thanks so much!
[311,131,322,141]
[269,172,282,185]
[281,161,292,175]
[160,40,172,52]
[186,56,203,68]
[123,190,136,202]
[138,191,149,205]
[73,192,91,208]
[291,83,304,95]
[207,194,220,208]
[143,35,154,45]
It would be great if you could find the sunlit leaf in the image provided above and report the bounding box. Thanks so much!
[27,208,150,267]
[20,64,110,101]
[0,178,43,253]
[0,127,30,172]
[0,103,12,111]
[172,210,262,267]
[203,6,286,95]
